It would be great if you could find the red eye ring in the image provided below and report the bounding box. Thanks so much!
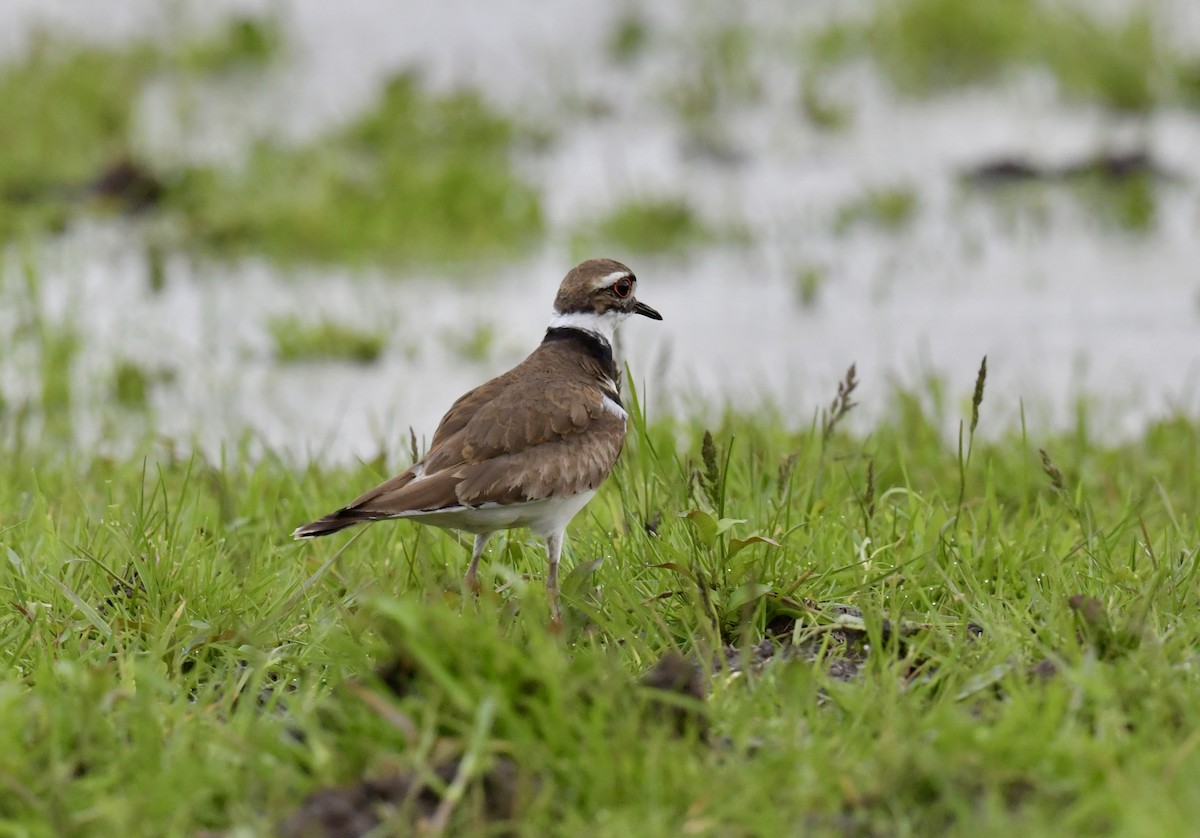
[613,278,633,298]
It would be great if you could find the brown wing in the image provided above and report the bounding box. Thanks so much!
[455,391,626,504]
[292,342,625,538]
[332,362,527,514]
[460,374,603,460]
[294,380,625,537]
[426,367,522,453]
[361,379,624,508]
[421,349,617,468]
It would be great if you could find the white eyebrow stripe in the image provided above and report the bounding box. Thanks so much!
[599,270,632,287]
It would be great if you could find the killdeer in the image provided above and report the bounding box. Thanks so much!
[293,258,662,624]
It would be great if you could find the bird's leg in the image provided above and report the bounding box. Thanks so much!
[464,533,491,596]
[545,530,564,628]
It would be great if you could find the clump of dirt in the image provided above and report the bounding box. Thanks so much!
[275,649,712,837]
[88,157,164,212]
[718,602,933,683]
[375,652,420,699]
[639,650,709,737]
[961,149,1169,186]
[276,756,522,838]
[1067,593,1140,660]
[1028,658,1059,681]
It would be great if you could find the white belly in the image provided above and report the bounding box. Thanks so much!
[400,490,598,538]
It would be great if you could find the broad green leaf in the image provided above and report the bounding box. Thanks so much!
[682,509,718,546]
[45,573,113,639]
[728,535,780,559]
[715,517,748,536]
[955,663,1014,701]
[726,582,771,612]
[651,562,698,583]
[562,557,605,599]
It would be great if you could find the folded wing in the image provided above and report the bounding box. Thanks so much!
[292,374,625,537]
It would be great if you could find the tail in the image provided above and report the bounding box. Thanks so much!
[292,465,428,539]
[292,508,381,539]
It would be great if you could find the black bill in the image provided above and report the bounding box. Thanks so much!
[634,300,663,320]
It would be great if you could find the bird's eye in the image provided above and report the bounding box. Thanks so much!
[613,278,633,298]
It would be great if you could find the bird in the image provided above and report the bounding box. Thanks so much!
[292,258,662,624]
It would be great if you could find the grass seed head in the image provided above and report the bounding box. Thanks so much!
[1039,447,1065,492]
[970,355,987,433]
[822,363,859,440]
[700,430,721,505]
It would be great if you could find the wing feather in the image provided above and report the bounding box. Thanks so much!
[455,407,625,505]
[294,334,628,537]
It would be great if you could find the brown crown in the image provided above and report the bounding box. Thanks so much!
[553,258,635,314]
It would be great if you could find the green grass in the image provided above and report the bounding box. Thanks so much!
[442,321,497,364]
[0,40,157,241]
[664,22,763,160]
[573,197,712,255]
[798,72,852,131]
[833,185,919,234]
[667,23,761,123]
[0,20,286,245]
[173,15,286,74]
[962,164,1161,233]
[3,366,1200,834]
[169,71,544,267]
[608,12,652,65]
[1070,172,1158,232]
[269,316,387,365]
[793,263,827,308]
[0,35,542,267]
[111,360,177,409]
[9,261,82,439]
[811,0,1193,112]
[111,361,152,408]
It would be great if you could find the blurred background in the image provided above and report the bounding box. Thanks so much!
[2,0,1199,463]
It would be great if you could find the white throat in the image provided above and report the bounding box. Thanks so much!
[547,309,625,345]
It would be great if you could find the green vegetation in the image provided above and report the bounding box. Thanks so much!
[0,33,542,268]
[171,72,543,267]
[0,19,286,244]
[574,197,711,255]
[3,365,1200,833]
[834,185,919,234]
[443,321,497,364]
[1180,59,1200,106]
[798,73,851,131]
[608,11,651,65]
[35,321,79,419]
[664,22,762,158]
[811,0,1194,112]
[111,361,176,408]
[1070,172,1157,232]
[0,40,156,241]
[10,263,81,437]
[2,8,1199,829]
[174,15,286,74]
[669,23,761,120]
[112,361,152,408]
[793,263,826,309]
[269,316,386,364]
[961,153,1162,233]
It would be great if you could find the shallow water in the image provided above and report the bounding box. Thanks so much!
[2,0,1199,463]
